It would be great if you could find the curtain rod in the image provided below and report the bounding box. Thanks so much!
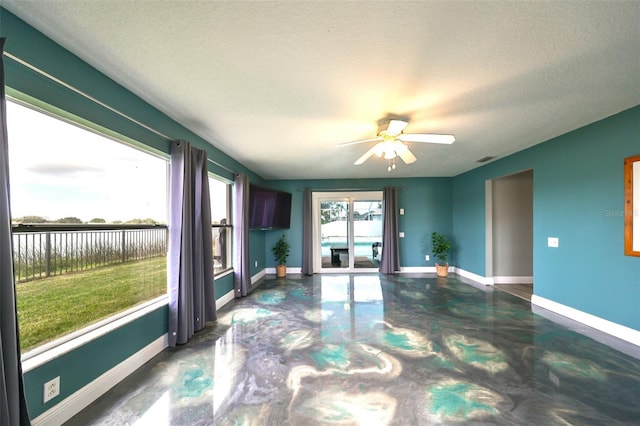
[3,51,237,176]
[4,52,173,140]
[206,158,236,175]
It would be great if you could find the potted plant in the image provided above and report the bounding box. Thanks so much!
[271,234,290,278]
[431,232,451,278]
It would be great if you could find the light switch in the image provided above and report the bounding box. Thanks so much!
[548,237,559,248]
[400,208,405,215]
[399,232,405,238]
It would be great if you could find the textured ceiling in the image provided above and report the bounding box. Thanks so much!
[3,1,640,180]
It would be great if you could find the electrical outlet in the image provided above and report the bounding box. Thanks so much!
[548,237,559,248]
[43,376,60,403]
[399,232,405,238]
[425,255,429,261]
[254,260,258,267]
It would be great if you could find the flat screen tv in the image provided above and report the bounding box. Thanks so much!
[249,184,292,230]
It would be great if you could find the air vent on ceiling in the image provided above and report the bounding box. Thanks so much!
[476,156,496,163]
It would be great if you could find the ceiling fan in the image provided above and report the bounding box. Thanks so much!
[338,115,455,171]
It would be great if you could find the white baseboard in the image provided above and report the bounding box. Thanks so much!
[31,334,168,426]
[399,266,434,273]
[216,289,235,309]
[251,269,266,284]
[493,276,534,284]
[452,267,494,285]
[265,267,302,275]
[531,295,640,347]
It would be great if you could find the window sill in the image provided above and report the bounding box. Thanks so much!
[21,296,168,373]
[21,269,233,372]
[215,268,234,279]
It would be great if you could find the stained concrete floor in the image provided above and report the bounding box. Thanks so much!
[65,274,640,425]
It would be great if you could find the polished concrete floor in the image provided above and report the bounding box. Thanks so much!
[66,274,640,425]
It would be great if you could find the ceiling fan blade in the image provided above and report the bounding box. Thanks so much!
[386,119,409,135]
[398,133,455,144]
[397,146,417,164]
[354,145,378,165]
[337,137,382,147]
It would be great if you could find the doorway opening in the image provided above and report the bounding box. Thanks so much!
[486,170,534,300]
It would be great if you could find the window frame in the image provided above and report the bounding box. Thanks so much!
[209,174,233,275]
[7,97,171,357]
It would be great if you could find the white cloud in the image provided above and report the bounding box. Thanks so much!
[7,101,168,223]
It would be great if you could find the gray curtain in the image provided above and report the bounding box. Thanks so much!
[167,140,216,347]
[301,189,313,275]
[233,173,251,296]
[0,37,32,426]
[380,186,400,274]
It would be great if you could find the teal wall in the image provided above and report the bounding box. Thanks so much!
[265,178,453,268]
[250,230,267,274]
[453,106,640,330]
[214,272,235,300]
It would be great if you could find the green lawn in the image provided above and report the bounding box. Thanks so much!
[16,256,167,352]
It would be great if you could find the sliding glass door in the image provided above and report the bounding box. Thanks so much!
[320,199,350,269]
[313,192,382,273]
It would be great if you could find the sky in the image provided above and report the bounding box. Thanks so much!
[6,101,170,223]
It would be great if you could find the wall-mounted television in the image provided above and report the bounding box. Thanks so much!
[249,184,292,230]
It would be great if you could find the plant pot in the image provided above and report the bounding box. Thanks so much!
[435,262,449,278]
[276,264,287,278]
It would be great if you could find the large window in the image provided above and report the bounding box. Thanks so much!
[7,99,169,353]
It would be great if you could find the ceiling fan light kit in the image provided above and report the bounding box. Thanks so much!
[339,114,455,170]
